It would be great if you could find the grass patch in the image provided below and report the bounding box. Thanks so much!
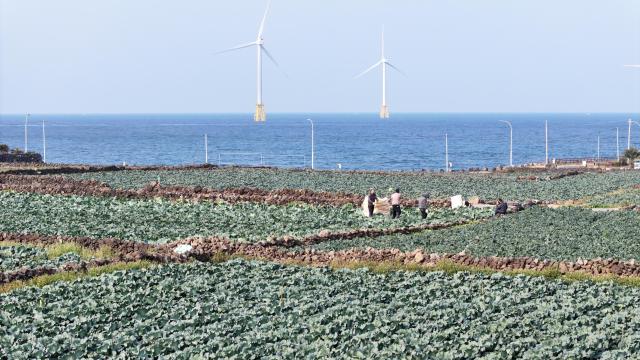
[0,241,30,248]
[246,256,640,288]
[46,242,115,260]
[0,260,154,294]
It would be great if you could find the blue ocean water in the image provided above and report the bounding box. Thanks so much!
[0,113,637,170]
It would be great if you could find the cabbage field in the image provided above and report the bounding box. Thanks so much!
[4,166,640,358]
[67,168,640,201]
[0,191,490,243]
[303,207,640,261]
[3,259,640,358]
[0,244,84,272]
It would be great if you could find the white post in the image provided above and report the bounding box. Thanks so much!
[42,120,46,163]
[204,134,208,164]
[307,118,314,170]
[510,123,513,167]
[445,133,449,172]
[499,120,513,167]
[24,113,29,153]
[629,119,632,150]
[617,127,620,160]
[545,120,548,165]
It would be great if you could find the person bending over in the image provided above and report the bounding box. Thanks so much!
[417,193,429,219]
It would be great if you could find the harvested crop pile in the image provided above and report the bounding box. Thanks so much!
[0,191,491,243]
[3,259,640,358]
[67,167,640,201]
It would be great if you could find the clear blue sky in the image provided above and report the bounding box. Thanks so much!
[1,0,640,114]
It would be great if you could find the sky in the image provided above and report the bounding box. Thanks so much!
[1,0,640,114]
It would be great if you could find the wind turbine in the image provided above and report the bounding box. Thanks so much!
[355,30,404,119]
[216,1,279,122]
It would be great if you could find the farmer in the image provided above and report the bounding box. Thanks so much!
[390,188,401,219]
[495,198,508,215]
[417,193,429,219]
[367,188,377,217]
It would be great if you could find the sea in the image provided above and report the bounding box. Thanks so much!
[0,113,636,171]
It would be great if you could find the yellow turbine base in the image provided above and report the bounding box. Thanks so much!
[254,104,266,122]
[380,105,390,119]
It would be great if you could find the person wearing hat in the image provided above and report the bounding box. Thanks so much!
[417,193,430,219]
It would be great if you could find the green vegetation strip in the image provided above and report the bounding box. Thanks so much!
[0,191,490,243]
[0,261,152,294]
[0,241,116,273]
[303,207,640,261]
[3,259,640,358]
[582,187,640,208]
[68,168,640,201]
[1,243,83,272]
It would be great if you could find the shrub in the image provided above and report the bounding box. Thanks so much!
[624,147,640,162]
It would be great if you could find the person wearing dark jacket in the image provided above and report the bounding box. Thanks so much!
[367,189,377,217]
[417,193,429,219]
[495,198,508,215]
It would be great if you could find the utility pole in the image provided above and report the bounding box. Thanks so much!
[204,134,208,164]
[445,133,449,172]
[597,136,600,161]
[617,127,620,160]
[545,120,548,165]
[24,113,29,152]
[307,118,314,170]
[629,119,632,150]
[499,120,513,167]
[42,120,46,163]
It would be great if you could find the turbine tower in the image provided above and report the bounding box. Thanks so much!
[216,1,279,122]
[355,30,403,119]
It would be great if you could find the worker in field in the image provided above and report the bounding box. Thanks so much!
[390,188,401,219]
[495,198,508,215]
[417,193,429,219]
[367,188,377,217]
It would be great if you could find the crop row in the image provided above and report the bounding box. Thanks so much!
[303,207,640,261]
[582,187,640,208]
[0,192,490,243]
[0,244,84,272]
[67,168,640,201]
[2,259,640,358]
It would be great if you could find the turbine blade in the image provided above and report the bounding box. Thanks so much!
[386,62,406,76]
[258,0,272,38]
[214,41,256,55]
[261,45,280,68]
[354,60,383,79]
[381,28,385,58]
[261,46,288,77]
[624,65,640,68]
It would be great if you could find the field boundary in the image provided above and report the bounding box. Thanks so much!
[5,232,640,289]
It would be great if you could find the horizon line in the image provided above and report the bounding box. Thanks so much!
[1,111,640,116]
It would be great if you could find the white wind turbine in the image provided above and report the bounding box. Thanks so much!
[216,1,279,122]
[355,30,404,119]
